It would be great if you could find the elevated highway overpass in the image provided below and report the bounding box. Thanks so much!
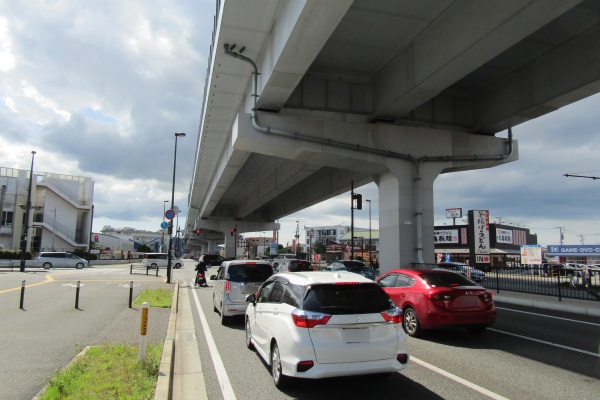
[186,0,600,269]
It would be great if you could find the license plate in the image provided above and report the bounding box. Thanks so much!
[454,296,479,307]
[342,328,371,343]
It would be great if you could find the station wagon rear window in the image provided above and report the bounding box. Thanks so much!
[302,283,393,315]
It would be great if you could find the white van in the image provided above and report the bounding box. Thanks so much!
[141,253,183,269]
[37,252,88,269]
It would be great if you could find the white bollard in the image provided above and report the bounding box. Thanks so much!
[139,301,149,361]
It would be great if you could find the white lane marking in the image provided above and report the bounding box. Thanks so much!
[496,306,600,327]
[411,356,510,400]
[190,283,237,400]
[489,328,600,358]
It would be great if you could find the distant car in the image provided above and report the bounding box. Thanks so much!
[244,271,409,388]
[377,269,496,337]
[325,260,376,280]
[141,253,183,269]
[199,254,225,267]
[273,259,312,273]
[271,254,297,270]
[36,252,88,269]
[210,260,274,325]
[436,262,486,282]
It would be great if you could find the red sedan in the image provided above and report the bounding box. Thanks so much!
[377,269,496,337]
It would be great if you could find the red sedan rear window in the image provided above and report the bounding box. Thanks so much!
[421,273,477,287]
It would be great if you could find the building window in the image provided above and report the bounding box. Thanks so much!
[2,211,13,227]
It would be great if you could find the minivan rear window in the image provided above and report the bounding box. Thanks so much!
[228,263,273,282]
[302,283,393,315]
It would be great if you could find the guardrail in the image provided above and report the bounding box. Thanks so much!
[411,263,600,302]
[129,264,160,277]
[0,260,15,271]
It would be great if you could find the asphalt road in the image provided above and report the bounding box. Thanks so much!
[0,262,187,400]
[187,267,600,400]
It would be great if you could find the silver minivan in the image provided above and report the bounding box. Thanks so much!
[36,252,88,269]
[210,260,273,325]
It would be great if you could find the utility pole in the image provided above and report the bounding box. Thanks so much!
[555,226,565,245]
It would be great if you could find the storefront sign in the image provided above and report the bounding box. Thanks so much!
[496,228,513,244]
[521,244,542,264]
[546,245,600,255]
[434,229,459,244]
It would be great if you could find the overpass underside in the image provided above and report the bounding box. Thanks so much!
[187,0,600,268]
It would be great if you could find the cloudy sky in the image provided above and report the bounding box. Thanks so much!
[2,1,598,249]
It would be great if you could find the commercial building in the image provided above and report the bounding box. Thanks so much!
[0,166,94,254]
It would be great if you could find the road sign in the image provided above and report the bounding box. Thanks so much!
[160,221,169,229]
[165,209,176,220]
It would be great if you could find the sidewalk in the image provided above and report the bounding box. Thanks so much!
[158,286,600,399]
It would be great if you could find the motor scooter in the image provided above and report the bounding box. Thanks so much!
[195,271,207,287]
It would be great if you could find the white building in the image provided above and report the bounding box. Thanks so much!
[303,225,349,246]
[0,166,94,254]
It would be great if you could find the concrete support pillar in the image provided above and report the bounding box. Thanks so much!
[376,159,446,274]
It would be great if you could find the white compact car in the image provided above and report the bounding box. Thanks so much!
[245,271,409,388]
[140,253,183,269]
[211,260,274,325]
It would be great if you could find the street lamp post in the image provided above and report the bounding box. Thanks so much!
[366,199,371,267]
[167,133,185,284]
[20,151,37,272]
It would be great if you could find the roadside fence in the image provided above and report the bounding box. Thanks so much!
[412,263,600,302]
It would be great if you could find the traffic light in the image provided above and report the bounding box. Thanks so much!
[194,229,201,236]
[352,193,362,210]
[230,228,236,236]
[94,235,99,243]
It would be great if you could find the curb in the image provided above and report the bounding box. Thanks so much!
[154,282,179,400]
[31,346,93,400]
[493,294,600,318]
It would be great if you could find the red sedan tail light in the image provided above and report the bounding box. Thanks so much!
[291,309,331,328]
[428,293,454,301]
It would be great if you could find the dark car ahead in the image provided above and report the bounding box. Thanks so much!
[274,259,312,273]
[199,254,225,267]
[325,260,376,280]
[436,262,486,282]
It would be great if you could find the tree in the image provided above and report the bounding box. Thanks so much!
[137,244,153,253]
[313,242,326,258]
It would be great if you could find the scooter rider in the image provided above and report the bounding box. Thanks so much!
[195,260,208,287]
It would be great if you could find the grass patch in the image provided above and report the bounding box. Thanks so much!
[41,344,162,400]
[133,288,173,308]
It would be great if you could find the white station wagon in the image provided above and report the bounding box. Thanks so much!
[244,271,409,388]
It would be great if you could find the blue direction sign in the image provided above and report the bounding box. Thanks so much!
[165,209,176,220]
[160,221,169,229]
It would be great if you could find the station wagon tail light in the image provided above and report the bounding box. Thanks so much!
[397,353,409,364]
[291,309,331,328]
[381,307,402,323]
[297,360,314,372]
